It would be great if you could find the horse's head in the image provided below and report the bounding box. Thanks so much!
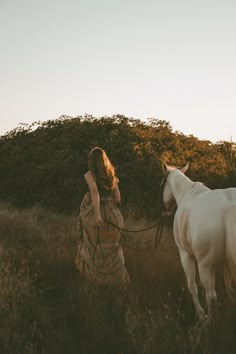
[161,162,189,216]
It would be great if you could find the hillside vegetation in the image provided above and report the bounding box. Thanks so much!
[0,115,235,216]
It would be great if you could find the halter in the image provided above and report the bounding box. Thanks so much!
[159,171,170,210]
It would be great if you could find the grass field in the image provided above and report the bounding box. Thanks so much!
[0,203,236,354]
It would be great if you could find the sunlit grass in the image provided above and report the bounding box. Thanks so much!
[0,203,236,353]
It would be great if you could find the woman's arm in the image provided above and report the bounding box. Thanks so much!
[84,171,103,225]
[113,183,121,205]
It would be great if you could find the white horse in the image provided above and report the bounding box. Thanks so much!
[162,162,236,320]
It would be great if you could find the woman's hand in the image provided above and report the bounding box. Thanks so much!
[96,218,104,227]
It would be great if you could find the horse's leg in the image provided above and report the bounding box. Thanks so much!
[198,264,217,318]
[179,249,205,320]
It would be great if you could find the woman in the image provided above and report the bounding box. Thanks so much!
[75,147,129,290]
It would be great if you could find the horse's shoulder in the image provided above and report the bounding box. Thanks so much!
[176,205,191,218]
[174,206,191,234]
[174,207,193,254]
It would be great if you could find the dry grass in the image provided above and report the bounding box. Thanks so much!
[0,203,236,354]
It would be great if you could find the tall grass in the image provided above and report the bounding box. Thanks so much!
[0,204,236,354]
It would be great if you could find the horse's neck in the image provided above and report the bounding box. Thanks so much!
[170,171,207,205]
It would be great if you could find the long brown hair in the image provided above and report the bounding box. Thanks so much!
[87,147,118,190]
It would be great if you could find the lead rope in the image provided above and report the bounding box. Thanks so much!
[105,215,164,250]
[91,170,170,267]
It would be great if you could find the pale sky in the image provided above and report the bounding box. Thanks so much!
[1,0,236,142]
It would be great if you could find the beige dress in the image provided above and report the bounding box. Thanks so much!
[75,187,129,290]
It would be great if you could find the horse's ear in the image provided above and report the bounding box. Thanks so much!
[161,161,168,173]
[180,163,189,174]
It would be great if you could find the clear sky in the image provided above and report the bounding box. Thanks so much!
[1,0,236,142]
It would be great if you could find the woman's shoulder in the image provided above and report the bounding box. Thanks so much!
[84,171,96,184]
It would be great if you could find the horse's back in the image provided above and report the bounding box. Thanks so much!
[221,187,236,201]
[189,187,236,219]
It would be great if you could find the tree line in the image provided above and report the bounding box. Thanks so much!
[0,115,235,218]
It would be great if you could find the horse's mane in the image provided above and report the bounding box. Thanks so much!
[190,181,210,198]
[194,181,208,188]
